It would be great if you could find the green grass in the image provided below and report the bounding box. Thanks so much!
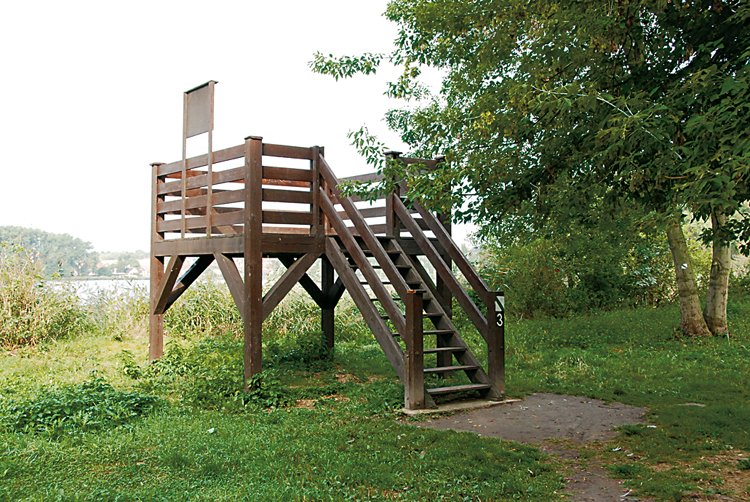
[500,298,750,500]
[1,283,749,500]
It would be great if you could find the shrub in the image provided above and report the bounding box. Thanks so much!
[0,243,90,348]
[0,376,159,437]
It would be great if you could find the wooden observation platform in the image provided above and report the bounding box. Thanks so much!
[149,84,505,410]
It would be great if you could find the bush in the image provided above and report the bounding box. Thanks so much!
[134,336,291,412]
[0,376,159,437]
[0,243,90,348]
[477,226,679,318]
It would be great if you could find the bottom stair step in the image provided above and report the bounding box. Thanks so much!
[426,383,491,395]
[424,365,479,374]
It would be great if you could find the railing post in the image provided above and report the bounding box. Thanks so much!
[385,150,402,239]
[243,135,264,390]
[311,145,321,236]
[149,162,165,360]
[404,289,425,410]
[486,291,505,399]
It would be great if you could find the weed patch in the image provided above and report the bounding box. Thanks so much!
[0,377,159,437]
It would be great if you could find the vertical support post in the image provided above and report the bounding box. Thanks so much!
[311,146,321,236]
[384,151,402,238]
[181,94,188,238]
[486,291,505,399]
[243,136,264,389]
[206,81,216,237]
[149,162,165,360]
[321,256,335,354]
[404,290,425,410]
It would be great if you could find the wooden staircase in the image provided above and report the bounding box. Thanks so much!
[317,155,505,409]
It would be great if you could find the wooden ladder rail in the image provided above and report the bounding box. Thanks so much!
[317,155,414,324]
[393,196,505,398]
[316,155,435,408]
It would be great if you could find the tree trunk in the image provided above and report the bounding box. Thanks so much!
[665,218,711,337]
[704,210,731,335]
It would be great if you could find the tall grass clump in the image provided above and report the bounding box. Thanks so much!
[165,278,242,337]
[0,243,90,349]
[87,283,148,340]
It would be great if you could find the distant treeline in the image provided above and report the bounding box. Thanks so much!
[0,226,146,278]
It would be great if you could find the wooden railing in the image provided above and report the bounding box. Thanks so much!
[153,141,320,240]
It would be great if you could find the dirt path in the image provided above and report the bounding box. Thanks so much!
[417,393,648,501]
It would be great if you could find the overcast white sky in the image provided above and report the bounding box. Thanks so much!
[0,0,428,251]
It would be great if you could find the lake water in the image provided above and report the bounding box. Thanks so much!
[50,278,149,300]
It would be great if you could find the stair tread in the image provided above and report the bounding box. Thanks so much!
[424,365,479,373]
[427,383,491,395]
[424,346,466,353]
[392,329,454,336]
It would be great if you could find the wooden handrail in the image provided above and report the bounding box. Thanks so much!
[317,155,412,300]
[412,200,492,303]
[393,196,491,343]
[318,189,406,335]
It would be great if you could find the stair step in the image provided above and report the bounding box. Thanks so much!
[424,346,466,354]
[350,263,382,269]
[426,383,491,396]
[424,365,479,374]
[392,329,454,336]
[362,280,392,285]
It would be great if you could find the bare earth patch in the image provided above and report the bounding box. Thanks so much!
[418,393,648,501]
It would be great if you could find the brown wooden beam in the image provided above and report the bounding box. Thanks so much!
[243,136,264,388]
[152,255,185,315]
[278,255,325,307]
[404,290,426,410]
[214,253,245,319]
[262,252,321,321]
[163,255,214,312]
[321,256,335,352]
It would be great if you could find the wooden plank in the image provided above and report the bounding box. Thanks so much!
[413,200,491,301]
[318,156,412,300]
[158,144,246,176]
[262,179,310,188]
[394,197,490,342]
[338,206,386,219]
[158,166,245,196]
[404,290,426,410]
[262,252,321,320]
[340,172,383,183]
[325,238,405,380]
[152,255,185,315]
[159,188,244,214]
[163,255,214,312]
[277,255,324,307]
[262,210,312,225]
[214,253,245,319]
[157,209,244,232]
[262,166,312,182]
[262,188,312,204]
[244,136,264,386]
[262,143,313,160]
[153,235,244,256]
[318,189,406,335]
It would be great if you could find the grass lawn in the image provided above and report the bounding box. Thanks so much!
[1,294,749,500]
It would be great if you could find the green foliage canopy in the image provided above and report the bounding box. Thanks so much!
[312,0,750,248]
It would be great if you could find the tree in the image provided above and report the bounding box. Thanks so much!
[0,226,98,277]
[311,0,749,336]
